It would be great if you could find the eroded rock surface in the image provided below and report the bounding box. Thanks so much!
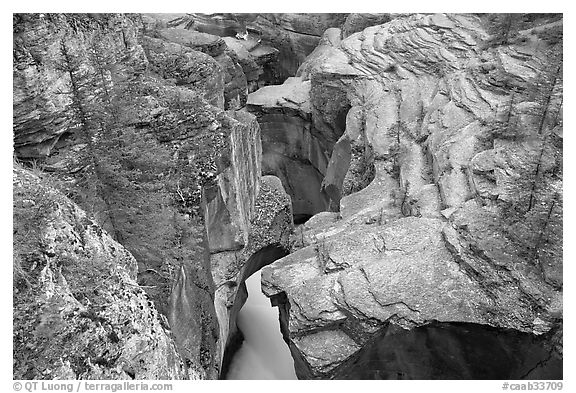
[13,13,267,379]
[162,13,379,87]
[209,173,294,373]
[247,77,334,221]
[13,12,562,381]
[148,26,247,109]
[13,14,143,158]
[260,13,563,379]
[142,35,225,108]
[13,166,188,380]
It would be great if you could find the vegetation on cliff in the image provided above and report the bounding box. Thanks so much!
[13,165,188,379]
[13,12,563,380]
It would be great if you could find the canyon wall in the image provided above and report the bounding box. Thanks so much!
[13,166,188,379]
[13,13,562,380]
[13,13,274,379]
[257,13,563,379]
[13,12,296,379]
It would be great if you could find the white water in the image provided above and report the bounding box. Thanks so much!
[226,271,297,379]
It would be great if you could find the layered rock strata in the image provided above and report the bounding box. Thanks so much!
[13,14,144,158]
[148,25,247,109]
[258,13,563,379]
[14,13,274,379]
[13,12,562,381]
[13,13,298,380]
[160,13,368,87]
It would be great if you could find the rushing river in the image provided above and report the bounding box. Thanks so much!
[225,271,297,379]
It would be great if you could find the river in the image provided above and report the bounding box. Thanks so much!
[225,271,297,380]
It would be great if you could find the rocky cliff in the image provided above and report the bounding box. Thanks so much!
[13,12,296,380]
[13,13,562,381]
[255,13,563,379]
[13,13,277,379]
[13,165,188,379]
[147,13,395,91]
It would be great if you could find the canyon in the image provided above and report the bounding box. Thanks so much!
[13,13,562,380]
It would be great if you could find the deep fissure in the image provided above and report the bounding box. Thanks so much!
[253,105,352,223]
[220,246,292,379]
[13,12,562,381]
[220,51,354,375]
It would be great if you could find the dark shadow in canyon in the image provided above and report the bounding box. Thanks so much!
[334,322,563,380]
[259,114,332,223]
[256,103,353,223]
[268,289,562,380]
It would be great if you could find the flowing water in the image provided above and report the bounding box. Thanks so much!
[225,271,297,379]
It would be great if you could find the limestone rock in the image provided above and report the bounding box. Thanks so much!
[247,77,333,221]
[141,13,189,30]
[13,12,563,381]
[157,28,227,57]
[210,174,294,370]
[222,36,279,92]
[202,110,262,254]
[148,13,280,91]
[13,165,188,380]
[341,13,392,37]
[13,14,145,158]
[151,25,248,109]
[13,13,274,380]
[258,13,563,379]
[143,35,225,108]
[243,14,348,81]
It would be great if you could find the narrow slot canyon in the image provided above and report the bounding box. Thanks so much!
[260,124,332,224]
[12,12,563,382]
[219,74,355,377]
[218,54,361,378]
[219,246,297,380]
[247,74,354,224]
[224,271,297,380]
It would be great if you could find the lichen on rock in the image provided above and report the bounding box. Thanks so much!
[13,165,188,380]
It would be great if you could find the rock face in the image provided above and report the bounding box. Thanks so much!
[142,35,225,108]
[13,14,143,158]
[161,13,360,88]
[245,14,348,81]
[247,77,335,222]
[147,13,279,94]
[208,172,294,373]
[143,15,250,109]
[13,13,276,379]
[13,166,188,380]
[341,13,393,37]
[259,14,563,379]
[13,13,297,380]
[14,12,563,381]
